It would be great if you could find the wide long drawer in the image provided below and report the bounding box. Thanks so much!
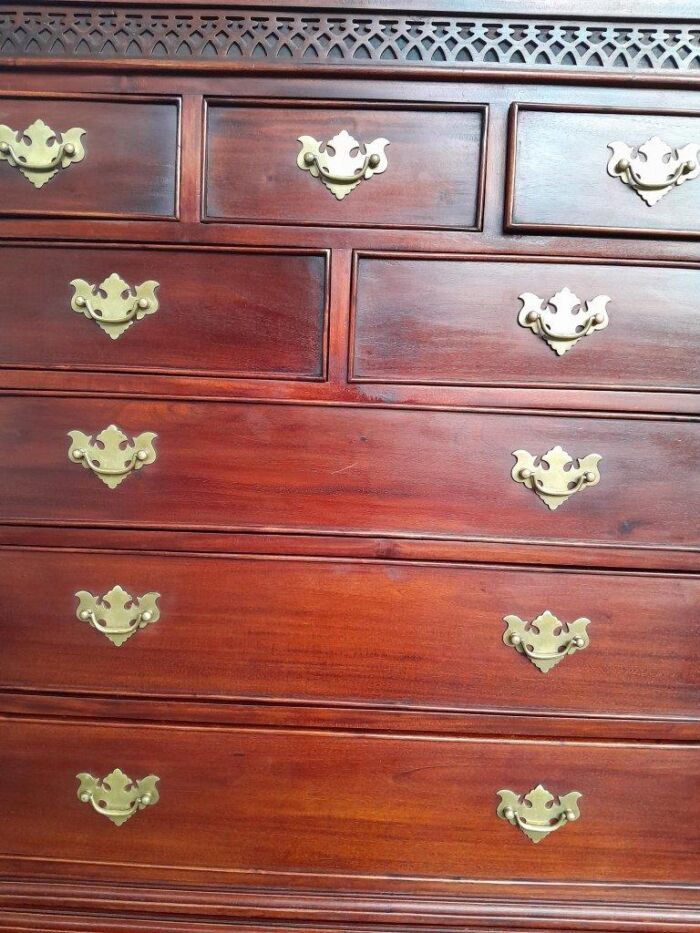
[1,549,698,724]
[0,719,697,885]
[0,397,697,551]
[0,244,327,379]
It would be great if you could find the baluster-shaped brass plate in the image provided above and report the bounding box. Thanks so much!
[503,610,591,673]
[497,785,582,844]
[297,129,389,199]
[518,287,610,355]
[75,586,160,646]
[511,445,601,510]
[70,273,159,339]
[0,119,85,188]
[77,769,159,826]
[607,136,700,206]
[67,423,157,489]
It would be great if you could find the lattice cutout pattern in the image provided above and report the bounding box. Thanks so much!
[1,7,700,70]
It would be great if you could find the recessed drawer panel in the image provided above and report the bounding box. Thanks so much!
[0,245,327,380]
[351,253,700,391]
[0,397,697,551]
[0,95,178,219]
[2,549,698,723]
[204,101,486,229]
[508,103,700,238]
[0,719,698,885]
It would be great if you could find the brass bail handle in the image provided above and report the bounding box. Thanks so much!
[0,120,86,188]
[497,785,582,844]
[303,148,381,184]
[77,769,160,826]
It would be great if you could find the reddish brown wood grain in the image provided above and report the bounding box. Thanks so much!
[1,12,699,930]
[0,548,697,724]
[0,244,327,380]
[351,253,700,392]
[204,101,486,229]
[0,395,697,551]
[0,718,698,886]
[508,104,700,238]
[0,95,179,219]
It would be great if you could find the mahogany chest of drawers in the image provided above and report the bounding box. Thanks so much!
[0,2,698,932]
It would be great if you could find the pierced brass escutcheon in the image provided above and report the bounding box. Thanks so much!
[503,610,591,673]
[67,423,157,489]
[511,445,601,511]
[76,769,159,826]
[607,136,700,206]
[297,129,389,199]
[0,119,85,188]
[75,586,160,647]
[70,273,159,340]
[497,785,582,844]
[518,287,610,356]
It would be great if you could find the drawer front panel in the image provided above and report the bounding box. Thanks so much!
[204,102,485,229]
[2,549,698,721]
[0,96,179,219]
[352,254,700,391]
[0,397,697,549]
[0,245,327,379]
[509,104,700,238]
[0,719,697,884]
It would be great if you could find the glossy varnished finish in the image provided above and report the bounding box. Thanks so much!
[1,395,697,551]
[0,548,698,724]
[0,94,179,219]
[204,101,486,229]
[0,717,699,886]
[508,103,700,238]
[0,244,328,379]
[1,3,700,931]
[352,253,700,391]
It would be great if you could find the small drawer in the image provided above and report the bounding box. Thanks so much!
[0,244,327,380]
[1,396,698,552]
[0,94,179,219]
[204,100,486,229]
[507,103,700,239]
[0,718,698,885]
[351,253,700,391]
[2,549,698,725]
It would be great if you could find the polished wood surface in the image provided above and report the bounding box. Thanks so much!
[1,3,699,931]
[1,548,698,724]
[0,95,179,219]
[205,101,486,229]
[352,253,700,391]
[1,396,697,550]
[1,717,698,886]
[508,104,700,238]
[0,244,328,379]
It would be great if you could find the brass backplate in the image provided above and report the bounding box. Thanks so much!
[607,136,700,205]
[76,769,160,826]
[297,129,389,199]
[518,287,609,355]
[75,586,160,646]
[0,119,85,187]
[503,610,591,673]
[67,423,157,489]
[511,445,601,510]
[497,784,582,843]
[70,273,159,339]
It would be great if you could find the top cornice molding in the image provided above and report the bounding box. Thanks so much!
[1,3,699,76]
